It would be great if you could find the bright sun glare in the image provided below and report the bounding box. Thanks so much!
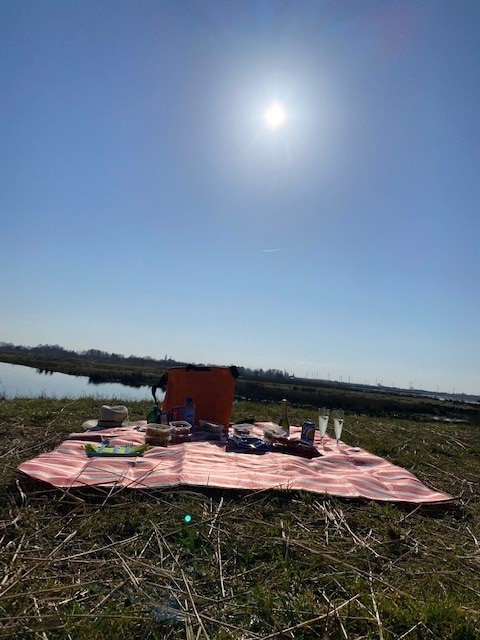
[263,100,287,130]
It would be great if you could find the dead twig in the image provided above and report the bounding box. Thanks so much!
[369,567,385,640]
[258,594,360,640]
[208,496,223,537]
[181,568,211,640]
[216,528,226,599]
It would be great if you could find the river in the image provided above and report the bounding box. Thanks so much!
[0,362,163,401]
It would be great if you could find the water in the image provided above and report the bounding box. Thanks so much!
[0,362,163,401]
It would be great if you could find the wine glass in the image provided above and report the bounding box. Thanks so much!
[332,409,344,450]
[318,407,330,447]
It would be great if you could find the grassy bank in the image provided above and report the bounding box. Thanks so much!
[1,351,479,422]
[1,397,479,639]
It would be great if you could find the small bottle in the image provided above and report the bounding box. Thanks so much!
[278,398,290,437]
[183,396,196,428]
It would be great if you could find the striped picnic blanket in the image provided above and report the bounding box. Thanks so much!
[17,423,453,503]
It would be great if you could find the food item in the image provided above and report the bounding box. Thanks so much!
[263,425,287,444]
[85,443,148,457]
[226,435,270,454]
[145,424,172,447]
[169,421,192,443]
[269,438,320,459]
[233,423,253,436]
[199,421,224,440]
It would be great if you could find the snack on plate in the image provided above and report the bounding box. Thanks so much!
[85,443,148,457]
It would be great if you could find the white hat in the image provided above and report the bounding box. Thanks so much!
[82,405,130,431]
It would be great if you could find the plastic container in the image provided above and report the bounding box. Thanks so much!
[263,425,287,444]
[233,423,253,437]
[169,421,192,443]
[145,424,172,447]
[183,397,196,428]
[199,420,224,441]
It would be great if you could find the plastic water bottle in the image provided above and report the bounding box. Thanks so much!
[183,397,196,428]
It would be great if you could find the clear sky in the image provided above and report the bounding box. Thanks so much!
[1,1,479,395]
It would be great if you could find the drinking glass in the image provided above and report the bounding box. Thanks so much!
[318,407,329,447]
[332,409,344,449]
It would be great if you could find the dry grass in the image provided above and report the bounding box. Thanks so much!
[1,397,479,639]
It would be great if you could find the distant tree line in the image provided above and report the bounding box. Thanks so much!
[0,342,292,382]
[1,343,478,420]
[0,342,184,369]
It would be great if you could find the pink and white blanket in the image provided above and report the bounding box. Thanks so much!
[17,423,453,504]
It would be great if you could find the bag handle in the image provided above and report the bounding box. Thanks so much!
[185,364,239,378]
[151,371,168,403]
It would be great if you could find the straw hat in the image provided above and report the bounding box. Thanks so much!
[82,405,130,431]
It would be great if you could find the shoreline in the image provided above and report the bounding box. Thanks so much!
[1,351,479,423]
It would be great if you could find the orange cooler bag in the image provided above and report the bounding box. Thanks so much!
[152,365,239,426]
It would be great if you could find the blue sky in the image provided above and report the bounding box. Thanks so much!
[1,0,479,395]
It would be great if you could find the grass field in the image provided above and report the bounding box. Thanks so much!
[1,397,479,639]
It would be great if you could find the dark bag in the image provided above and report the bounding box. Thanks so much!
[152,365,239,426]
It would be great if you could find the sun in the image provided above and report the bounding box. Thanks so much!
[263,100,287,130]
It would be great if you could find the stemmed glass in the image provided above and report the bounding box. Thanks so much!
[332,409,344,450]
[318,407,330,447]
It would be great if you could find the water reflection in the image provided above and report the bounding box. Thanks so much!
[0,362,162,401]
